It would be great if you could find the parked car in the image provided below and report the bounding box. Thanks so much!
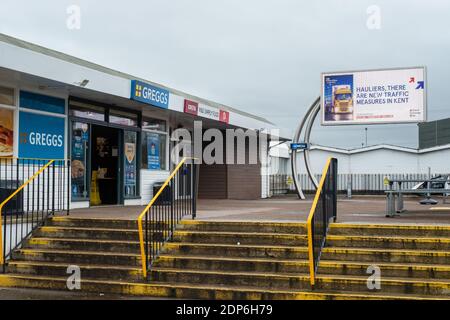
[412,175,450,196]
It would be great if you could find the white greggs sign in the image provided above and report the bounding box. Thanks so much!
[321,67,426,125]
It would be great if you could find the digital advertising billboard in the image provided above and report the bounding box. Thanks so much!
[321,67,426,126]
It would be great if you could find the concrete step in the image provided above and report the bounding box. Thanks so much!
[326,235,450,250]
[315,274,450,296]
[24,237,141,253]
[178,220,307,234]
[329,223,450,238]
[321,247,450,265]
[162,242,309,259]
[48,217,138,230]
[153,254,450,282]
[6,261,142,282]
[318,261,450,279]
[11,248,141,266]
[151,267,311,290]
[35,226,143,241]
[153,255,310,273]
[172,230,307,246]
[0,274,445,300]
[150,267,450,296]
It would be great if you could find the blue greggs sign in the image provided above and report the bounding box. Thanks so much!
[19,112,65,159]
[130,80,169,109]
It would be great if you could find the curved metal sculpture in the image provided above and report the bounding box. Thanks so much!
[291,97,321,199]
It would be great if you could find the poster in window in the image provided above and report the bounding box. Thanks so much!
[147,133,160,170]
[124,142,136,187]
[0,108,14,157]
[71,123,89,199]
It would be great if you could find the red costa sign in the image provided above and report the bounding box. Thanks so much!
[184,99,230,124]
[184,99,198,115]
[219,110,230,124]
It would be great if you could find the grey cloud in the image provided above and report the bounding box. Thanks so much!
[0,0,449,148]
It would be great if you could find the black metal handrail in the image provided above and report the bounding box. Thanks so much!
[306,157,337,287]
[137,157,198,279]
[0,158,70,269]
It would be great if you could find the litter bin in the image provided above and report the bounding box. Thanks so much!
[153,182,172,205]
[0,180,24,215]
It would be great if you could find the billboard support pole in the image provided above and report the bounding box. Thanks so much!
[291,97,320,199]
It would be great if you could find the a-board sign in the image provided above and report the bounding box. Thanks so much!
[321,67,426,126]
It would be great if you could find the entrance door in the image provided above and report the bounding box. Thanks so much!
[90,125,120,206]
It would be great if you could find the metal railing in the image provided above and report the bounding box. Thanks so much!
[270,174,292,195]
[0,158,70,268]
[137,157,198,279]
[270,172,449,195]
[306,157,337,287]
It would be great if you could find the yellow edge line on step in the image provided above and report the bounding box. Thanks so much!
[319,261,450,271]
[181,220,307,227]
[430,207,450,212]
[322,247,450,256]
[330,223,450,230]
[327,235,450,243]
[0,274,445,300]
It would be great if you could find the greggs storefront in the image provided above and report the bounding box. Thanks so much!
[0,33,277,210]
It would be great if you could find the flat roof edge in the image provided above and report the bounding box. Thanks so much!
[0,33,274,126]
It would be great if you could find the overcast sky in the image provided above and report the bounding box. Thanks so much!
[1,0,449,148]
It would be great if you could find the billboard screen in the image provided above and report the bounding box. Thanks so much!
[321,67,426,125]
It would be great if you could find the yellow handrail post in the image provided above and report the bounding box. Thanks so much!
[0,159,55,265]
[137,157,194,279]
[306,157,332,287]
[137,212,147,278]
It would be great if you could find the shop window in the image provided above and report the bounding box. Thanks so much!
[70,100,105,122]
[0,107,14,157]
[0,86,15,106]
[143,118,166,132]
[124,131,138,198]
[20,91,65,114]
[71,122,90,200]
[110,109,138,127]
[141,118,167,170]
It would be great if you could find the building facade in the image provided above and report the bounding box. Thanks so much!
[269,143,450,193]
[0,34,276,209]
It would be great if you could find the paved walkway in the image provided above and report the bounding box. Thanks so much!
[65,195,450,225]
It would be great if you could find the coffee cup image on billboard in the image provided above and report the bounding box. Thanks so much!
[324,74,354,122]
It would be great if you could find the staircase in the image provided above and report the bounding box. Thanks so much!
[0,217,449,300]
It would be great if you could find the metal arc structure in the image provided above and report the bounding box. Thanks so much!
[291,97,321,199]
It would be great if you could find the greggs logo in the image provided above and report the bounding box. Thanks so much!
[130,80,169,109]
[135,84,143,98]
